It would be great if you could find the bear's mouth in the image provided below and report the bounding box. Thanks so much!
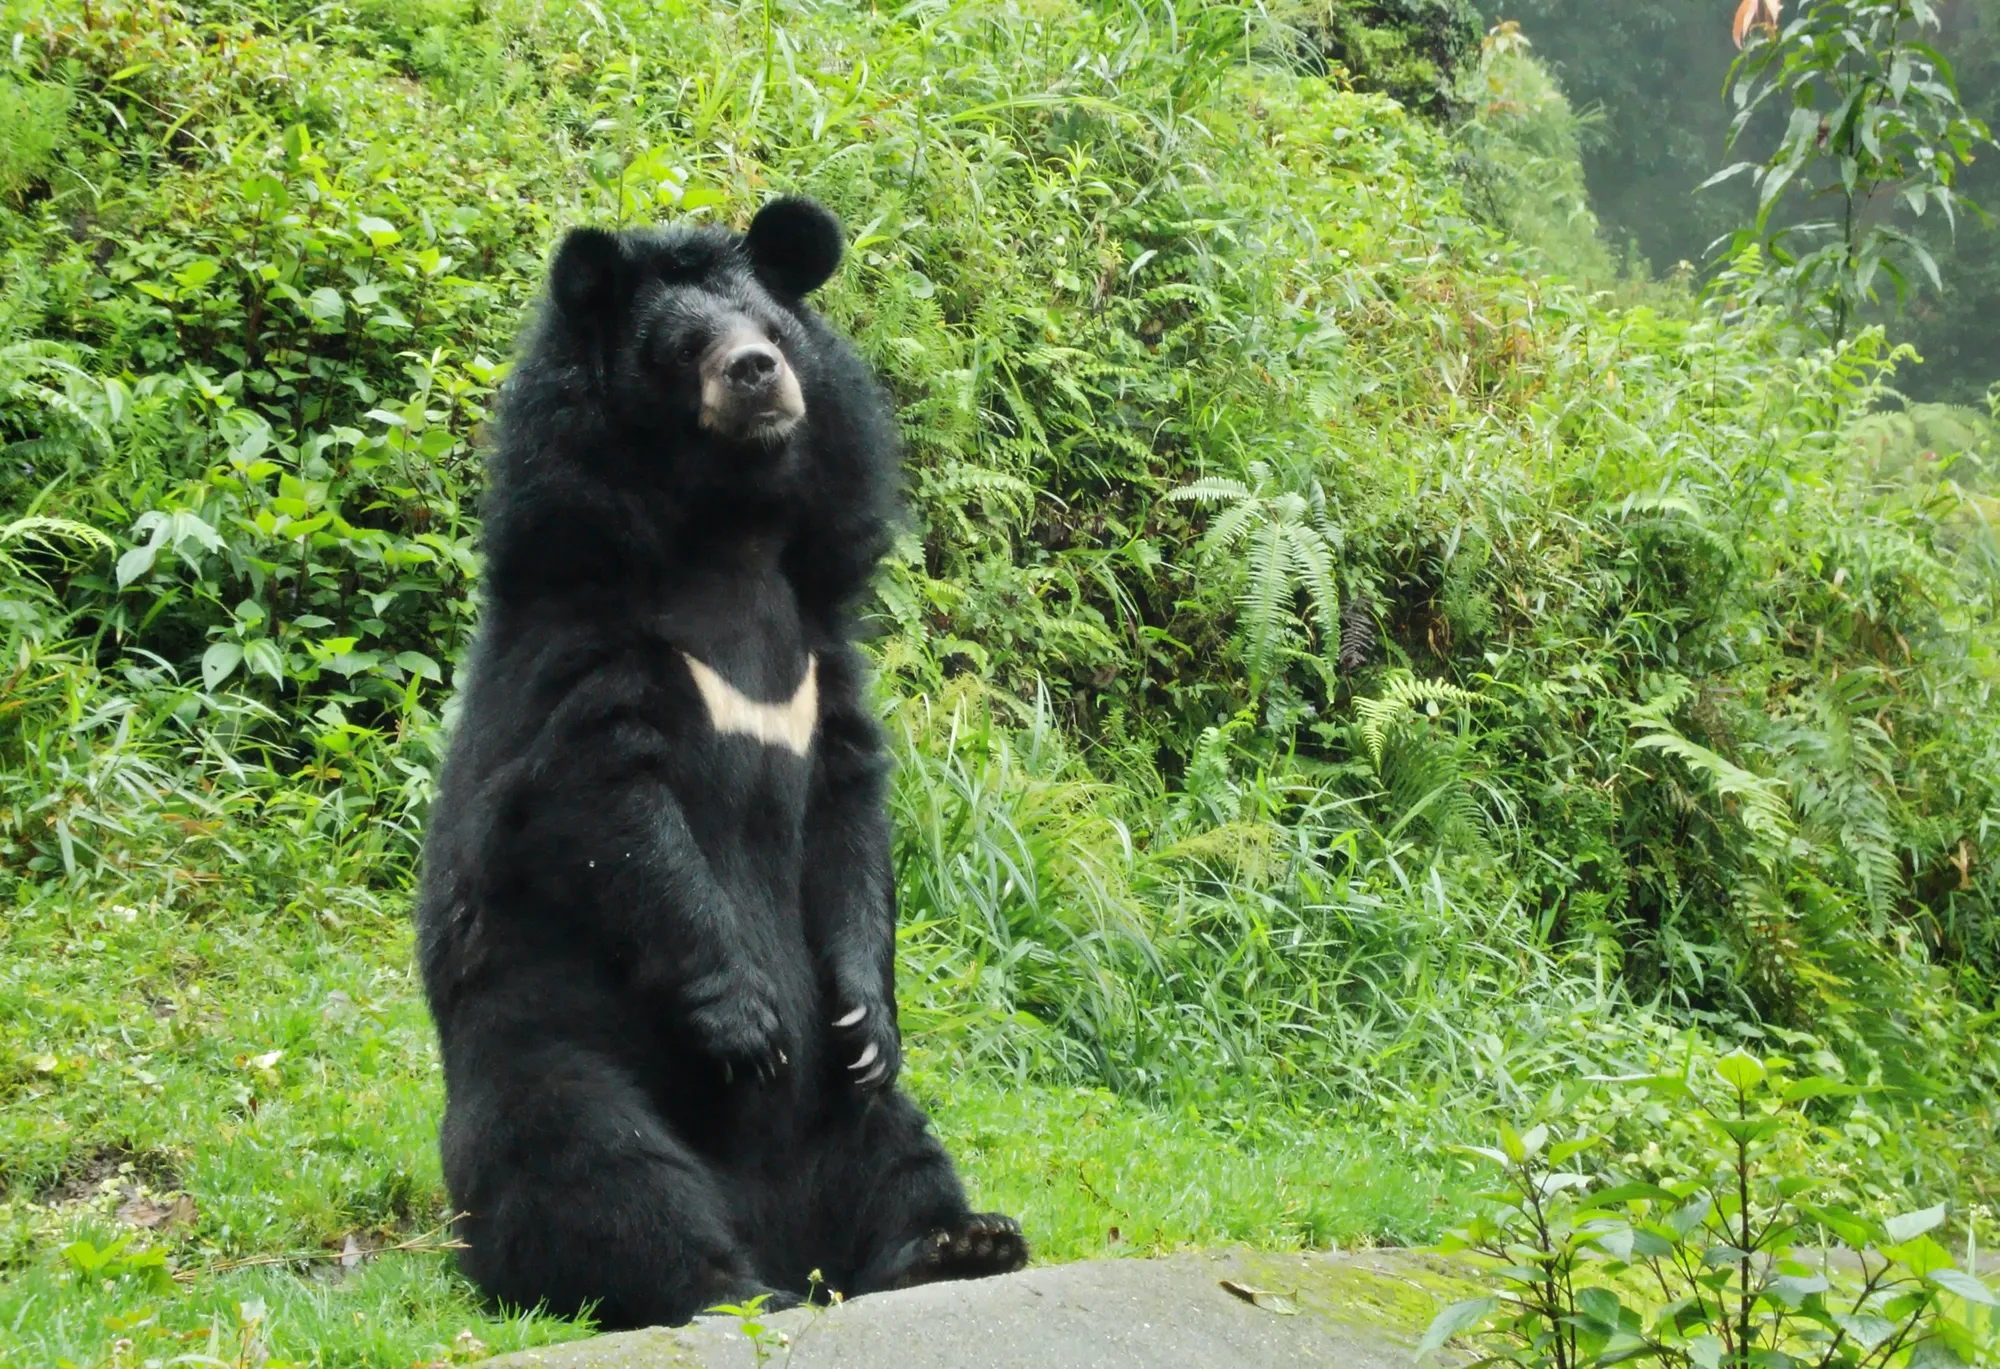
[745,409,803,444]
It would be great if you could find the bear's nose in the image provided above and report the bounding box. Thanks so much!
[723,343,782,391]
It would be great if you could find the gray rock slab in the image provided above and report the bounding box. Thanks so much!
[488,1248,1475,1369]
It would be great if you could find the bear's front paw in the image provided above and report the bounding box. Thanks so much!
[829,995,901,1091]
[685,968,789,1084]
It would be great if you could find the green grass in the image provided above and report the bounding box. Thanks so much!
[930,1081,1465,1258]
[0,888,1467,1368]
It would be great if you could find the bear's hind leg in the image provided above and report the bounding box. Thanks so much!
[443,1047,784,1329]
[801,1088,1028,1299]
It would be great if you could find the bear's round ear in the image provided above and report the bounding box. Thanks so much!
[550,227,624,321]
[744,197,844,299]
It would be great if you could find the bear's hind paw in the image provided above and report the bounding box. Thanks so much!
[878,1213,1027,1291]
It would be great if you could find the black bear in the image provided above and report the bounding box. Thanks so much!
[414,197,1027,1329]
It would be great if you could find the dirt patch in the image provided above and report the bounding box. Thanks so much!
[115,1192,199,1232]
[36,1144,184,1207]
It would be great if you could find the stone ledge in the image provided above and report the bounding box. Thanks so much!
[487,1247,1476,1369]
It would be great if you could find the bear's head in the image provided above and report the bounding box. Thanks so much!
[545,197,847,460]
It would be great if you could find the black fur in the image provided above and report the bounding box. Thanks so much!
[415,198,1025,1330]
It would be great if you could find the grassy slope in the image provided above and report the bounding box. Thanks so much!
[0,893,1460,1367]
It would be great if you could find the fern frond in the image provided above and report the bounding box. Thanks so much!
[1632,728,1794,853]
[1624,675,1696,726]
[1167,476,1251,506]
[1355,670,1484,767]
[1200,500,1261,555]
[11,380,113,454]
[1339,590,1375,674]
[0,516,113,580]
[2,514,113,549]
[1238,517,1299,682]
[1284,521,1342,657]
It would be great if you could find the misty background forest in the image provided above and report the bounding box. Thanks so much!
[1473,0,1999,398]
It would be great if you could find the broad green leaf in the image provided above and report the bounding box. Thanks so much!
[1715,1049,1766,1094]
[1930,1269,1997,1306]
[173,257,219,290]
[1668,1195,1712,1239]
[1799,1204,1873,1248]
[1780,1077,1863,1102]
[1548,1137,1603,1166]
[1767,1273,1829,1307]
[202,642,244,691]
[1702,1244,1750,1269]
[395,651,443,683]
[1706,1115,1783,1145]
[356,215,402,246]
[1631,1228,1676,1257]
[1416,1297,1498,1361]
[1907,1340,1971,1369]
[244,639,286,686]
[1583,1181,1681,1210]
[1884,1235,1955,1277]
[325,650,382,678]
[1829,1312,1898,1350]
[1589,1222,1634,1259]
[1885,1204,1948,1244]
[115,543,159,588]
[1576,1287,1626,1329]
[1911,240,1943,292]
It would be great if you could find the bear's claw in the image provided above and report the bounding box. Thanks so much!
[829,992,900,1092]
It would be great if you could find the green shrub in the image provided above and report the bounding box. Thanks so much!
[1287,0,1485,118]
[1424,1050,2000,1369]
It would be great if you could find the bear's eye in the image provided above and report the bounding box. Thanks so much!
[674,340,702,365]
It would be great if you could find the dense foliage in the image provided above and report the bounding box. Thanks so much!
[1,0,1997,1363]
[1290,0,1484,117]
[1427,1052,2000,1369]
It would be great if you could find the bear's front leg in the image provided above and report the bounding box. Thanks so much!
[624,789,793,1084]
[802,645,901,1091]
[522,726,795,1085]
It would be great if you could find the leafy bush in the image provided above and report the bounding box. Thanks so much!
[1424,1050,2000,1369]
[1709,0,1995,347]
[1454,22,1616,281]
[1286,0,1485,118]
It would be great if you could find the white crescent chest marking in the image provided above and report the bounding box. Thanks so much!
[682,652,818,757]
